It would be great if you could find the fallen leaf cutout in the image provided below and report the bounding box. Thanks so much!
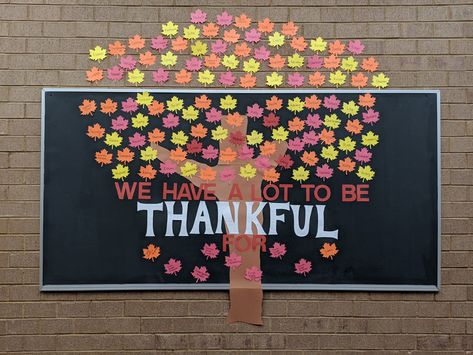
[161,51,177,68]
[307,55,323,69]
[171,36,188,52]
[199,166,216,182]
[161,21,179,37]
[127,69,144,85]
[341,56,358,72]
[160,160,177,176]
[223,29,240,43]
[323,95,340,111]
[361,131,379,148]
[245,28,261,43]
[254,45,270,61]
[95,149,112,166]
[217,11,233,26]
[310,37,327,52]
[292,166,309,183]
[362,109,380,125]
[268,32,285,48]
[266,96,283,112]
[147,100,165,116]
[263,168,280,183]
[100,98,117,115]
[142,244,160,261]
[361,57,379,72]
[211,125,228,141]
[136,91,153,106]
[266,72,283,88]
[180,161,198,178]
[128,132,146,148]
[258,18,274,33]
[198,70,215,86]
[239,163,257,180]
[226,112,244,127]
[107,66,124,81]
[372,73,390,88]
[164,258,182,275]
[351,72,368,88]
[287,97,305,113]
[323,54,341,70]
[225,253,242,269]
[341,101,359,117]
[329,70,346,87]
[191,40,208,57]
[301,151,318,166]
[183,24,200,40]
[201,243,220,259]
[169,147,187,162]
[203,22,219,38]
[204,53,221,69]
[319,128,335,145]
[151,35,168,52]
[175,69,192,84]
[288,117,305,132]
[234,42,251,57]
[294,258,312,276]
[287,73,304,87]
[140,146,157,162]
[290,36,307,52]
[220,95,237,111]
[166,96,184,112]
[239,73,256,88]
[347,39,365,55]
[260,141,276,156]
[269,54,285,70]
[320,243,338,259]
[345,119,363,135]
[191,266,210,282]
[219,71,236,87]
[321,145,339,161]
[171,131,189,146]
[87,123,105,140]
[148,128,165,144]
[358,93,376,108]
[202,145,218,160]
[234,13,251,29]
[328,40,345,56]
[244,266,263,281]
[309,72,326,87]
[132,112,149,130]
[190,9,207,24]
[269,242,286,259]
[119,55,137,70]
[152,68,169,84]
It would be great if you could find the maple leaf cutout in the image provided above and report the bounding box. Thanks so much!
[164,258,182,275]
[269,242,287,259]
[320,243,339,260]
[294,258,312,276]
[225,253,242,269]
[244,266,263,282]
[191,266,210,282]
[142,244,160,261]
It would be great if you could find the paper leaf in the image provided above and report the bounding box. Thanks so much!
[310,37,327,52]
[268,31,285,48]
[161,51,177,68]
[321,145,339,161]
[354,147,372,164]
[108,41,125,56]
[95,149,112,166]
[347,40,365,55]
[191,40,208,57]
[294,258,312,276]
[190,9,207,24]
[258,18,274,33]
[163,113,180,129]
[269,54,285,70]
[266,72,283,88]
[171,131,189,146]
[356,165,375,182]
[89,45,107,62]
[79,99,96,115]
[223,29,240,43]
[140,146,157,162]
[341,101,359,117]
[216,11,233,26]
[160,160,177,176]
[239,73,256,88]
[265,96,283,111]
[166,96,184,112]
[105,132,123,147]
[211,39,227,54]
[320,243,339,259]
[87,123,105,140]
[316,163,333,180]
[287,73,304,87]
[254,45,270,61]
[112,163,129,180]
[151,35,168,52]
[191,266,209,282]
[205,107,222,123]
[338,136,356,153]
[269,242,287,259]
[328,40,345,56]
[323,95,340,111]
[162,21,179,37]
[243,58,260,73]
[100,98,117,115]
[244,266,263,281]
[282,21,298,36]
[220,95,237,111]
[86,67,103,83]
[132,112,149,130]
[175,69,192,84]
[128,132,146,148]
[345,119,363,135]
[117,148,134,164]
[127,68,144,85]
[245,28,261,43]
[338,157,356,174]
[222,54,239,70]
[371,73,390,88]
[136,91,153,106]
[201,243,220,259]
[107,65,124,81]
[119,55,137,70]
[358,93,376,108]
[290,36,307,52]
[341,56,358,72]
[329,70,346,87]
[183,24,200,40]
[287,97,305,113]
[351,72,368,88]
[142,244,160,261]
[138,164,157,181]
[171,36,188,52]
[180,161,198,177]
[182,105,199,121]
[219,71,236,87]
[246,130,263,146]
[164,258,182,275]
[307,55,323,69]
[292,166,310,183]
[203,23,219,38]
[198,69,215,85]
[235,13,251,29]
[272,126,289,142]
[225,253,242,269]
[152,68,169,83]
[361,131,379,148]
[362,57,379,72]
[308,72,326,87]
[239,163,257,180]
[219,167,236,182]
[128,34,145,50]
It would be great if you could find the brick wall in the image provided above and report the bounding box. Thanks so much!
[1,0,472,353]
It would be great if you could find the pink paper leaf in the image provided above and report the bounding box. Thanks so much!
[150,35,168,52]
[185,57,203,72]
[107,65,124,81]
[219,71,236,87]
[306,113,322,128]
[347,40,365,55]
[288,137,305,152]
[111,115,128,132]
[362,109,380,125]
[253,45,270,61]
[294,258,312,276]
[238,145,254,160]
[246,103,263,119]
[244,266,263,282]
[287,72,304,88]
[191,266,210,282]
[119,55,137,70]
[190,9,207,24]
[225,253,242,269]
[219,167,236,182]
[316,164,334,180]
[216,11,233,26]
[269,242,287,259]
[202,145,219,160]
[160,160,177,176]
[201,243,220,259]
[121,97,138,113]
[128,132,146,148]
[245,28,261,43]
[164,258,182,275]
[307,55,323,69]
[323,95,341,111]
[302,130,319,146]
[355,147,372,164]
[255,156,271,170]
[205,108,222,123]
[152,68,169,84]
[211,39,227,54]
[263,112,280,128]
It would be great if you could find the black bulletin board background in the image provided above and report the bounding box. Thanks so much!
[41,90,439,290]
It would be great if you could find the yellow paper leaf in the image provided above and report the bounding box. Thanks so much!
[266,72,283,88]
[292,166,310,182]
[220,95,237,111]
[268,32,285,48]
[104,132,122,148]
[191,40,208,57]
[246,130,263,146]
[324,114,341,130]
[222,54,239,70]
[180,162,198,178]
[287,97,304,113]
[310,37,327,52]
[357,165,375,182]
[162,21,179,37]
[182,105,199,122]
[243,58,260,73]
[341,56,358,72]
[271,126,289,142]
[329,70,346,87]
[183,24,200,40]
[338,136,356,153]
[211,125,228,141]
[371,73,390,88]
[198,70,215,85]
[112,164,129,180]
[361,131,379,148]
[136,91,153,106]
[140,146,158,162]
[321,145,339,161]
[89,45,107,62]
[171,131,189,146]
[239,163,257,180]
[127,68,144,85]
[166,96,184,112]
[132,113,149,130]
[287,53,304,69]
[161,51,177,68]
[341,101,359,117]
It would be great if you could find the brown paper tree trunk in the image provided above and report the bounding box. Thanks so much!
[153,114,287,325]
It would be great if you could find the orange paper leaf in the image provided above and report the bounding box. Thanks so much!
[95,148,112,166]
[143,244,160,261]
[128,34,145,51]
[79,99,96,115]
[320,242,339,259]
[100,98,117,115]
[87,123,105,140]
